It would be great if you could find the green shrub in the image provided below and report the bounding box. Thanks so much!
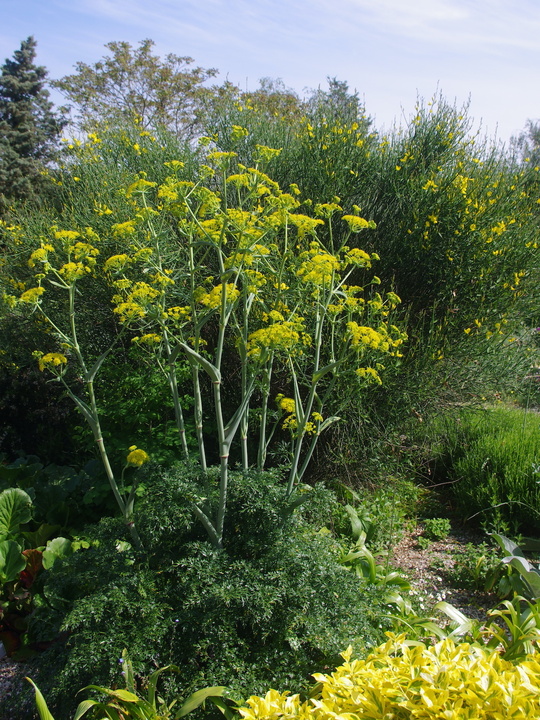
[422,517,451,542]
[333,476,420,553]
[13,467,390,720]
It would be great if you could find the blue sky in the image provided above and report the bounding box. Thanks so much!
[2,0,539,144]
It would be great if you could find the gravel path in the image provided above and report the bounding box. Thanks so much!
[389,523,498,623]
[0,656,33,714]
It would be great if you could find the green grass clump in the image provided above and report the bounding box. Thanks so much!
[434,405,540,533]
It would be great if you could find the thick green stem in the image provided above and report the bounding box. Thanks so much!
[163,333,190,459]
[287,305,325,495]
[257,358,274,470]
[239,298,252,471]
[213,378,229,547]
[67,284,142,549]
[191,362,207,472]
[192,505,221,547]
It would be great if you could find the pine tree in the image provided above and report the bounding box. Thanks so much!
[0,36,65,211]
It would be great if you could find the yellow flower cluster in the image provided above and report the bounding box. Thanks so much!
[126,445,150,467]
[58,262,89,283]
[347,323,389,350]
[54,230,80,243]
[240,636,540,720]
[132,333,161,345]
[297,246,340,285]
[276,395,323,435]
[112,281,160,323]
[166,306,191,321]
[276,394,295,414]
[343,247,371,268]
[248,319,308,358]
[195,283,240,309]
[254,144,282,163]
[356,366,382,384]
[314,202,342,218]
[288,214,324,238]
[342,215,373,232]
[104,254,131,273]
[125,178,157,197]
[37,352,68,372]
[28,244,55,268]
[19,287,45,304]
[112,220,137,237]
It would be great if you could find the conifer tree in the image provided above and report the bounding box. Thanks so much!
[0,36,65,211]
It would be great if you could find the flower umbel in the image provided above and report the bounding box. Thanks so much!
[126,446,149,467]
[37,352,68,372]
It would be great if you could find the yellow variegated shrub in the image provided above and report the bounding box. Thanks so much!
[240,634,540,720]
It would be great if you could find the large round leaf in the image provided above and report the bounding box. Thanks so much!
[0,488,32,540]
[42,537,73,570]
[0,539,26,584]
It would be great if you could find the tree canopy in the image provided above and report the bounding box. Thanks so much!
[53,39,218,137]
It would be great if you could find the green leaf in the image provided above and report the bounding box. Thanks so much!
[312,362,340,382]
[86,347,114,383]
[490,533,525,558]
[318,416,341,433]
[147,664,179,707]
[345,504,366,540]
[208,696,238,720]
[0,539,26,584]
[21,523,60,548]
[506,558,540,599]
[175,686,225,718]
[80,685,140,702]
[0,488,32,539]
[73,699,100,720]
[121,648,136,694]
[434,601,470,625]
[42,537,73,570]
[25,677,56,720]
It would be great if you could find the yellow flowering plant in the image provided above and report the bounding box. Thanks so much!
[7,133,406,550]
[6,224,143,547]
[94,142,405,545]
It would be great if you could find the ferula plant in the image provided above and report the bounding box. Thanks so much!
[3,132,406,548]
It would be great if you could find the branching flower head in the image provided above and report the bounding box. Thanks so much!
[36,352,68,372]
[342,215,375,232]
[112,220,137,237]
[126,445,149,467]
[58,261,90,283]
[297,244,341,285]
[104,254,131,273]
[356,366,382,384]
[19,286,45,304]
[248,315,308,358]
[28,244,55,269]
[195,283,240,309]
[276,394,296,414]
[343,248,372,268]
